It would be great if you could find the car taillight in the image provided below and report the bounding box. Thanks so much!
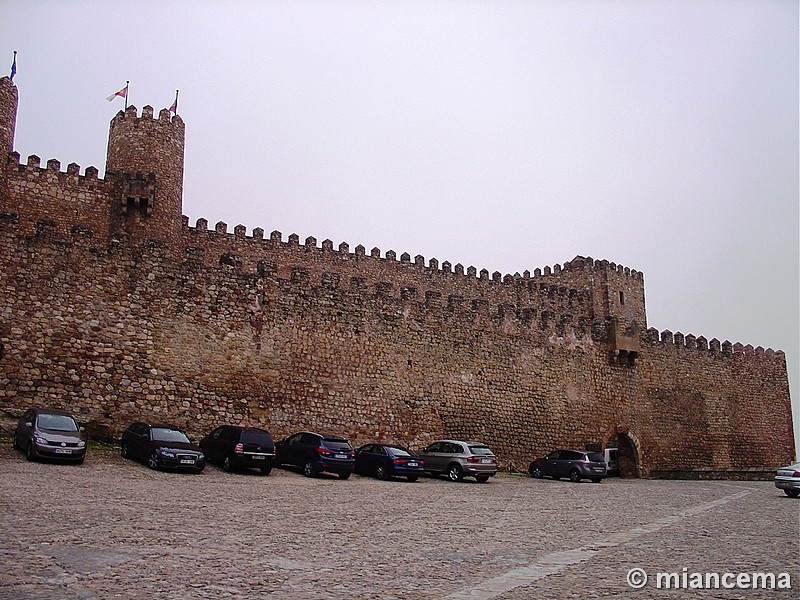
[793,471,800,477]
[349,451,356,458]
[234,443,244,454]
[467,456,480,463]
[316,447,332,456]
[393,459,405,465]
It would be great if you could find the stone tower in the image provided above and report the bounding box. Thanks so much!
[105,105,185,246]
[0,76,19,201]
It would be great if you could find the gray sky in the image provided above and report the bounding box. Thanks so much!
[2,0,798,455]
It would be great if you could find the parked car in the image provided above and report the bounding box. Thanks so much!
[418,440,497,483]
[13,407,87,464]
[354,443,425,482]
[528,449,606,483]
[604,447,619,476]
[275,431,355,479]
[200,425,275,474]
[774,462,800,498]
[120,422,205,472]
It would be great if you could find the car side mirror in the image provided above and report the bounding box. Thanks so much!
[79,426,85,432]
[25,422,33,428]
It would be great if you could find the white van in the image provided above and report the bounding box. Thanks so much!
[604,448,619,476]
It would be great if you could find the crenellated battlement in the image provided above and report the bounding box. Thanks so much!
[7,151,106,186]
[108,104,184,132]
[645,327,785,361]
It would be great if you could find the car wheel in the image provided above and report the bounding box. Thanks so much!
[338,472,351,480]
[147,452,159,470]
[407,475,418,483]
[303,460,318,478]
[194,464,205,473]
[447,464,463,482]
[475,475,490,483]
[529,465,543,479]
[376,465,389,480]
[260,467,272,476]
[25,442,36,462]
[569,469,581,483]
[121,442,129,459]
[222,455,235,473]
[785,490,800,498]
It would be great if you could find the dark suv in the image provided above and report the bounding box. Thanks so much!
[275,431,355,479]
[200,425,275,474]
[528,449,607,483]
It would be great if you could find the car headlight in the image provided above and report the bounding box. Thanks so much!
[35,436,48,445]
[77,440,86,448]
[160,450,175,458]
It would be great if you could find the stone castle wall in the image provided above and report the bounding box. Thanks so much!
[0,76,794,473]
[0,217,792,472]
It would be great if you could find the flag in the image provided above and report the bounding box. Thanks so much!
[9,51,16,82]
[169,90,178,114]
[106,83,128,102]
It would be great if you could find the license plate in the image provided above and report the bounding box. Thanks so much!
[253,455,265,460]
[407,461,418,467]
[335,454,348,459]
[55,448,71,454]
[180,459,194,464]
[481,458,492,463]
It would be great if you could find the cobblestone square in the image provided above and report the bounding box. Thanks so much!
[0,442,797,599]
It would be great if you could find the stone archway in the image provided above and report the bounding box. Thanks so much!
[603,425,642,478]
[616,432,640,478]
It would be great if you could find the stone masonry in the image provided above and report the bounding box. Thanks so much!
[0,75,794,475]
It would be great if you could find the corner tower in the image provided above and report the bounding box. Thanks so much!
[0,76,19,202]
[105,105,185,246]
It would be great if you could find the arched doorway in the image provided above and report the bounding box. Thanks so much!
[616,433,640,478]
[603,426,641,478]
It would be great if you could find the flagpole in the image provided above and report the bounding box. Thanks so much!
[125,80,129,110]
[175,90,179,115]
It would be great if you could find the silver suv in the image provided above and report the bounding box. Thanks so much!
[418,440,498,483]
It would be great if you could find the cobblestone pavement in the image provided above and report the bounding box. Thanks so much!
[0,441,797,599]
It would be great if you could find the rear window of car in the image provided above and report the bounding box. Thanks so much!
[586,453,605,462]
[241,430,272,445]
[387,447,411,457]
[322,441,352,452]
[469,445,494,456]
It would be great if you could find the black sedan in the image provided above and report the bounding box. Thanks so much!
[121,422,205,472]
[354,443,425,482]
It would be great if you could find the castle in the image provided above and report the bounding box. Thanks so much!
[0,76,794,476]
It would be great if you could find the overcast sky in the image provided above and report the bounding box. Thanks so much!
[2,0,798,454]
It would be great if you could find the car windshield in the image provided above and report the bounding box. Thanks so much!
[469,445,494,456]
[151,428,190,443]
[37,414,78,432]
[587,453,605,462]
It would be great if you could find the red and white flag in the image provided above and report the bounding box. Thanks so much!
[106,84,128,102]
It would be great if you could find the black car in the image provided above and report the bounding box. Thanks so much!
[14,407,87,464]
[354,443,425,482]
[200,425,275,474]
[121,422,205,473]
[275,431,355,479]
[528,449,607,483]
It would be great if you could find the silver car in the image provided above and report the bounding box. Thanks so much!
[418,440,497,483]
[774,462,800,498]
